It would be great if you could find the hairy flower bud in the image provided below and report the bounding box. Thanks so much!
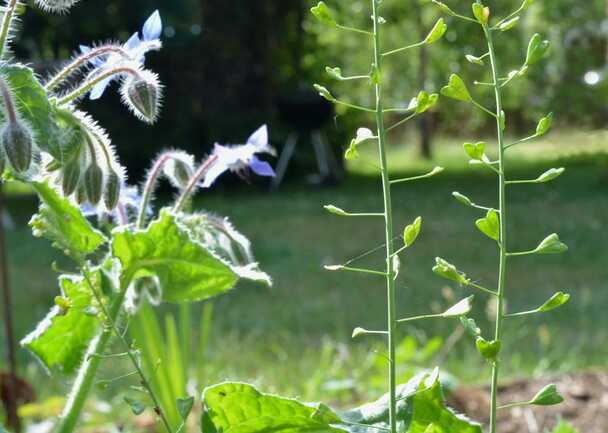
[0,147,5,175]
[121,71,162,124]
[2,121,33,173]
[84,162,103,204]
[61,157,81,196]
[162,152,195,189]
[75,181,87,205]
[34,0,80,13]
[104,170,121,210]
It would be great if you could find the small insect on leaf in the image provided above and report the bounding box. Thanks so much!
[441,74,472,102]
[424,18,447,44]
[124,396,146,415]
[526,33,550,65]
[432,257,469,286]
[310,1,337,27]
[403,216,422,248]
[535,167,565,183]
[441,296,474,317]
[475,337,501,360]
[463,142,486,161]
[535,233,568,254]
[475,209,500,241]
[177,396,195,420]
[530,384,564,406]
[538,291,570,312]
[536,112,554,136]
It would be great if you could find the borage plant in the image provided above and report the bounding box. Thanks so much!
[433,1,569,432]
[199,2,481,433]
[0,2,273,433]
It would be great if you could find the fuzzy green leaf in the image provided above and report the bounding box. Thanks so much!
[415,91,439,114]
[201,382,346,433]
[29,180,106,261]
[536,113,553,136]
[463,142,486,160]
[21,271,104,374]
[530,384,564,406]
[441,74,472,102]
[112,209,245,303]
[403,217,422,248]
[475,209,500,241]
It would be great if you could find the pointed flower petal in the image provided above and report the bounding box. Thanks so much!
[142,10,163,41]
[249,156,275,177]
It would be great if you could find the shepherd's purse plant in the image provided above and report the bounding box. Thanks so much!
[432,1,569,432]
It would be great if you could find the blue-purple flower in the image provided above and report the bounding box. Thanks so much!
[82,10,162,100]
[201,125,276,188]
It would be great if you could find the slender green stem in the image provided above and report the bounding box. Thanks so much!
[57,283,129,433]
[397,313,443,323]
[385,112,417,132]
[337,24,373,36]
[390,167,444,184]
[325,265,388,277]
[497,400,530,410]
[484,23,508,433]
[371,2,397,432]
[0,0,18,59]
[382,40,425,57]
[506,249,536,257]
[504,133,538,149]
[472,99,497,118]
[333,99,376,113]
[81,266,173,433]
[467,281,498,297]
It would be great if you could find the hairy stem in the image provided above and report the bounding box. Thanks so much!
[0,0,19,59]
[137,153,172,228]
[57,66,141,105]
[484,25,508,433]
[173,155,218,213]
[371,1,397,432]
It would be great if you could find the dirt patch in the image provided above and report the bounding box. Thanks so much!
[448,371,608,433]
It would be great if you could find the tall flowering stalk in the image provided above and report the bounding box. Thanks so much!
[433,1,569,432]
[312,2,478,432]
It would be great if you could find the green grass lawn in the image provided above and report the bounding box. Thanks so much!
[2,129,607,411]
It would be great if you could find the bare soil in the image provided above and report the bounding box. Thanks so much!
[448,371,608,433]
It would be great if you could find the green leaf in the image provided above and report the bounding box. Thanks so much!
[432,257,470,286]
[124,397,146,415]
[424,18,447,44]
[324,205,349,216]
[459,316,481,338]
[177,396,195,419]
[21,271,105,374]
[345,140,359,160]
[442,296,474,317]
[499,16,520,31]
[536,167,564,183]
[530,384,564,406]
[535,233,568,254]
[526,33,550,65]
[452,191,473,207]
[311,2,337,26]
[441,74,472,102]
[475,337,501,360]
[415,91,439,114]
[463,142,486,160]
[403,216,422,248]
[431,0,457,17]
[29,180,106,261]
[472,3,489,25]
[326,66,344,80]
[201,382,346,433]
[314,84,335,102]
[536,112,553,136]
[465,54,485,66]
[538,291,570,312]
[112,209,256,303]
[340,373,482,433]
[550,420,579,433]
[475,209,500,241]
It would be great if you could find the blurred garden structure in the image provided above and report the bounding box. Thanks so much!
[13,0,608,182]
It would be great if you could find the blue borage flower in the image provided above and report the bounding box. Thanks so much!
[80,10,163,100]
[201,125,276,188]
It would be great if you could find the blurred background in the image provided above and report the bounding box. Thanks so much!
[1,0,607,432]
